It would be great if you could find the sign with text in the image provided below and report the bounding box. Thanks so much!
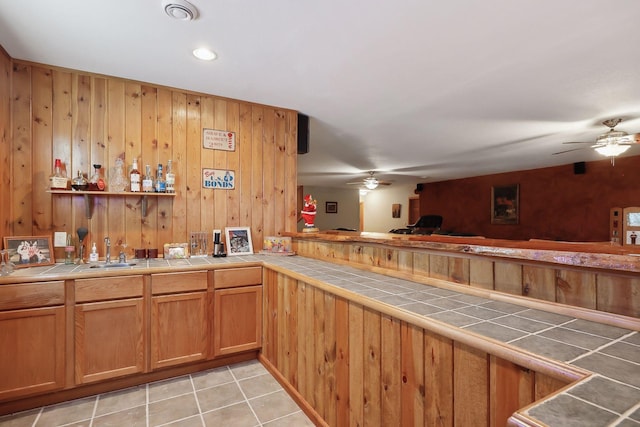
[202,169,235,190]
[203,128,236,151]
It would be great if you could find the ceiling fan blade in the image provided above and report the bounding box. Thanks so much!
[552,147,585,155]
[561,141,591,145]
[616,133,640,144]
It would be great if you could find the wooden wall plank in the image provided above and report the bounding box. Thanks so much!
[556,270,596,310]
[237,103,252,228]
[106,79,126,247]
[140,85,158,249]
[597,275,640,317]
[224,101,240,229]
[251,107,264,251]
[362,307,381,426]
[430,254,448,280]
[0,51,11,238]
[523,265,556,302]
[448,257,469,285]
[262,109,276,238]
[348,302,364,427]
[494,261,523,295]
[156,88,173,247]
[400,322,424,427]
[425,330,453,427]
[470,258,494,290]
[490,355,533,427]
[381,314,401,425]
[185,94,202,239]
[286,277,298,388]
[170,92,187,242]
[454,342,488,427]
[89,77,108,249]
[200,97,215,233]
[273,109,287,236]
[324,292,337,427]
[313,287,326,419]
[335,297,350,427]
[124,82,142,251]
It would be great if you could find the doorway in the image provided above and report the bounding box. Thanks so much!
[408,196,420,225]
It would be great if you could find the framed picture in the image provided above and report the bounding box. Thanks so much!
[225,227,254,256]
[491,184,519,225]
[326,201,338,214]
[392,203,401,218]
[3,235,55,267]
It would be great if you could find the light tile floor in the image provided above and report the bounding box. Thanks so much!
[0,360,315,427]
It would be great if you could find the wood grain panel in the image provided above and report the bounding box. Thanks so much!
[430,254,449,280]
[448,257,469,285]
[522,265,556,302]
[151,271,207,295]
[490,355,533,427]
[425,330,453,427]
[335,297,350,427]
[495,261,523,295]
[348,302,364,427]
[597,274,640,317]
[0,281,64,310]
[454,342,488,426]
[470,258,494,290]
[75,276,144,302]
[400,322,424,426]
[363,307,381,426]
[0,50,11,238]
[556,270,596,310]
[4,59,298,253]
[381,314,401,425]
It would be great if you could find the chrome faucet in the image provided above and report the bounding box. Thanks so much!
[118,251,126,263]
[104,237,111,264]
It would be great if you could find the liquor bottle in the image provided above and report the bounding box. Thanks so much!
[155,163,166,193]
[142,164,154,192]
[50,158,69,190]
[130,158,141,192]
[165,160,175,193]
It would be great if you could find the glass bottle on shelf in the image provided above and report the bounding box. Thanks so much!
[142,164,154,192]
[109,158,128,192]
[50,158,69,190]
[165,160,175,193]
[155,163,166,193]
[88,164,105,191]
[130,158,141,192]
[71,171,88,191]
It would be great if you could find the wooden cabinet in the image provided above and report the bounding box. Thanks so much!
[74,276,145,384]
[150,271,208,369]
[213,267,263,357]
[0,282,65,400]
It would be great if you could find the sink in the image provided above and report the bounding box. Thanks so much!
[89,262,137,269]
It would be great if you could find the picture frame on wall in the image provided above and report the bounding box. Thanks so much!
[225,227,254,256]
[326,201,338,214]
[491,184,519,224]
[392,203,401,218]
[3,235,55,268]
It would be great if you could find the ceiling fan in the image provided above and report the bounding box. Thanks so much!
[553,118,639,164]
[346,171,392,190]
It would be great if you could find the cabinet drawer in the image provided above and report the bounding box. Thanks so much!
[214,267,262,289]
[152,271,207,295]
[0,281,64,310]
[76,276,144,303]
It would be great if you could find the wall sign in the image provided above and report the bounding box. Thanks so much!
[203,169,235,189]
[203,128,236,151]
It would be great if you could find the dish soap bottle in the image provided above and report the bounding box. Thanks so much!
[89,242,99,263]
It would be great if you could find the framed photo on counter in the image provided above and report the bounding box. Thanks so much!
[3,235,55,267]
[225,227,254,256]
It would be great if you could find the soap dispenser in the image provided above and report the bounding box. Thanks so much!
[89,242,99,263]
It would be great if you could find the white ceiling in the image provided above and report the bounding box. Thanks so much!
[2,0,640,189]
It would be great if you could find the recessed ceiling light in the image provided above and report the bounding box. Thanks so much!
[193,48,217,61]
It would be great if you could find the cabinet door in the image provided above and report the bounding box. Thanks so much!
[75,298,145,384]
[151,292,208,369]
[0,306,65,400]
[213,285,262,357]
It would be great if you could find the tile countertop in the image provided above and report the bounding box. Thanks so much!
[2,254,639,426]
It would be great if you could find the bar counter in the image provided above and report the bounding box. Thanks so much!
[1,252,639,426]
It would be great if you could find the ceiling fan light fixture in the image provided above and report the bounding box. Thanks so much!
[594,144,630,157]
[193,47,217,61]
[364,177,379,190]
[162,0,199,20]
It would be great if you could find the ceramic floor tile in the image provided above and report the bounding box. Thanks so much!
[239,373,283,399]
[262,410,315,426]
[201,402,259,427]
[0,409,40,427]
[91,405,147,427]
[36,397,96,426]
[148,375,193,402]
[191,366,234,390]
[196,382,245,412]
[249,390,300,424]
[148,393,200,426]
[162,415,205,427]
[229,359,269,380]
[94,385,146,417]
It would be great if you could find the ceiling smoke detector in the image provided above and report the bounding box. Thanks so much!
[162,0,199,21]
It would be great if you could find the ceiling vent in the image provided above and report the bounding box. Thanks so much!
[162,0,199,21]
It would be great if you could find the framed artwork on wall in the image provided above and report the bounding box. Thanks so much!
[392,204,401,218]
[491,184,519,224]
[225,227,254,256]
[3,235,55,267]
[326,201,338,214]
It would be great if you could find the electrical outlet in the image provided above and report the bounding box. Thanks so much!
[54,232,67,247]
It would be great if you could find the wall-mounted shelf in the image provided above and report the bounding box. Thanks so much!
[48,190,175,218]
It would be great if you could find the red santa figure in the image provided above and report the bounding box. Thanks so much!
[301,194,318,231]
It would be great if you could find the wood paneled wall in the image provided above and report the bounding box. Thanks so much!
[2,59,297,256]
[0,48,11,238]
[262,269,572,427]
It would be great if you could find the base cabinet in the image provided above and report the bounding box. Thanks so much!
[150,272,208,370]
[0,306,65,400]
[213,285,262,357]
[75,298,145,384]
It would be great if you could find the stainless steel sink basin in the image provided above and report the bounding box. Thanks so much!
[89,262,137,269]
